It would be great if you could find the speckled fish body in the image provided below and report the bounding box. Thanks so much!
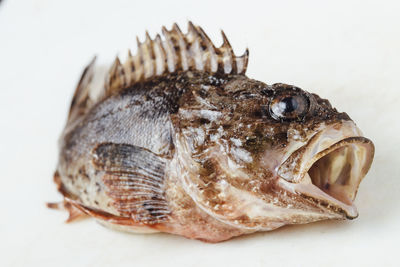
[50,22,374,242]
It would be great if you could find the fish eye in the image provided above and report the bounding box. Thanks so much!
[269,91,310,121]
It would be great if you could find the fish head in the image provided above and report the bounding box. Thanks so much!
[173,74,374,230]
[266,83,374,219]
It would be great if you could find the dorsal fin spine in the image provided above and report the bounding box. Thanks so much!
[135,37,145,82]
[154,34,166,75]
[172,23,189,71]
[161,26,177,73]
[187,22,202,70]
[124,50,133,84]
[106,57,125,97]
[221,30,236,74]
[196,25,218,72]
[143,32,155,79]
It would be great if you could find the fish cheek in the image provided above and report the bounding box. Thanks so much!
[197,158,226,207]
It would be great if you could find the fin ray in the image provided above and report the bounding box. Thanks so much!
[92,143,170,224]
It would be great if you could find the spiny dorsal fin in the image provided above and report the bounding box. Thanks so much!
[105,22,249,96]
[68,22,249,123]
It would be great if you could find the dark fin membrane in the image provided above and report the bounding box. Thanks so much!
[105,21,249,97]
[92,143,170,225]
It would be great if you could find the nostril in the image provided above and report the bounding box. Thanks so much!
[323,183,330,190]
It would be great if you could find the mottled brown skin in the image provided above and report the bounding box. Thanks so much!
[53,68,362,242]
[173,71,350,155]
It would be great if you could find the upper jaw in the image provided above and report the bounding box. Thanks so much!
[277,121,374,218]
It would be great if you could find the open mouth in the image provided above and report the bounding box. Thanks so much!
[305,137,374,211]
[278,123,374,218]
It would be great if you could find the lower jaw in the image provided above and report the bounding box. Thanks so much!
[278,178,358,218]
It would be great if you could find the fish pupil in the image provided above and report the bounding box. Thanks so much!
[280,97,298,113]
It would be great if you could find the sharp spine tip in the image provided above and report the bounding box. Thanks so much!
[220,30,231,46]
[113,56,121,65]
[145,31,151,41]
[172,23,182,32]
[187,21,199,35]
[187,21,195,29]
[161,26,169,35]
[136,36,142,46]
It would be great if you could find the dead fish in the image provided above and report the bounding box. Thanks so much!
[49,22,374,242]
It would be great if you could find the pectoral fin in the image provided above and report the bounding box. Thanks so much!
[92,143,170,224]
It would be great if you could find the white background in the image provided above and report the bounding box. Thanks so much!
[1,0,399,266]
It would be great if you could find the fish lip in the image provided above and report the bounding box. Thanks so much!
[277,123,375,218]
